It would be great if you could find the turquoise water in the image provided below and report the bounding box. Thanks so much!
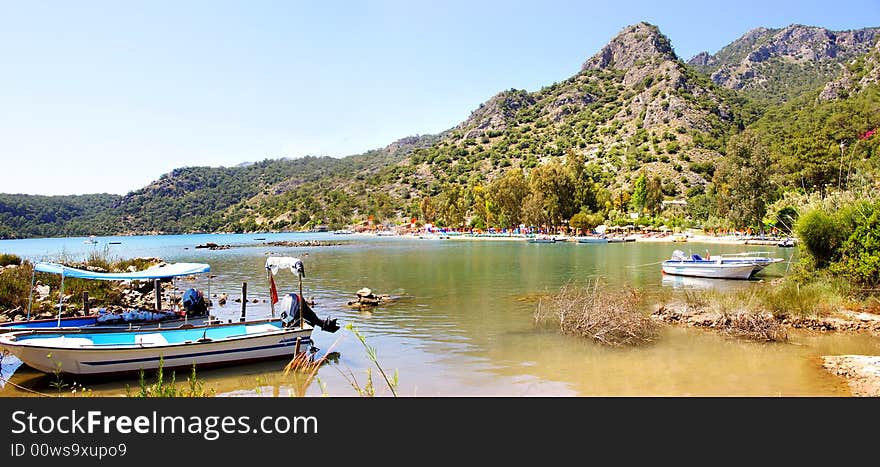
[1,233,877,396]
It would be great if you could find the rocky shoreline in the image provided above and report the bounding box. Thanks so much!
[653,301,880,396]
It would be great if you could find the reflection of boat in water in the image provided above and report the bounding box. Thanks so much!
[661,274,755,292]
[661,250,783,280]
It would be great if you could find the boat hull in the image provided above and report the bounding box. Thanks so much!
[661,261,757,279]
[577,237,608,244]
[0,321,313,375]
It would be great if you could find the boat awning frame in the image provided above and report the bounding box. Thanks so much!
[33,262,211,280]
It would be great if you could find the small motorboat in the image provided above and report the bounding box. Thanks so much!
[777,238,795,247]
[527,235,557,244]
[577,236,608,244]
[661,250,781,280]
[0,257,339,376]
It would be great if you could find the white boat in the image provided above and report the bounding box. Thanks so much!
[577,236,608,244]
[777,238,795,247]
[0,256,339,376]
[83,235,98,244]
[661,250,773,280]
[0,319,312,375]
[332,229,354,235]
[418,233,449,240]
[527,235,556,244]
[713,252,785,274]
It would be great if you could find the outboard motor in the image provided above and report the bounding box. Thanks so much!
[278,293,339,332]
[182,288,208,316]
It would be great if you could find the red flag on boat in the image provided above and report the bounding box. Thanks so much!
[269,273,279,305]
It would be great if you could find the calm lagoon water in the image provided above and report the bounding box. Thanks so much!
[1,233,876,396]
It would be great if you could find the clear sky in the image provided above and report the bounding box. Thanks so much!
[2,0,878,195]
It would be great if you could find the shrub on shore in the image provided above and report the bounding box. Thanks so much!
[535,281,659,347]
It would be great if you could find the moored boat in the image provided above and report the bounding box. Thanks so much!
[0,319,312,375]
[0,256,339,376]
[577,236,608,244]
[661,250,779,280]
[1,261,215,333]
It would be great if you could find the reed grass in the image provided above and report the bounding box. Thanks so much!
[535,281,660,347]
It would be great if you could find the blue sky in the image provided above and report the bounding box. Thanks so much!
[2,0,878,195]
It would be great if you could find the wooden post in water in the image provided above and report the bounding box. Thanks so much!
[82,291,89,315]
[240,282,247,322]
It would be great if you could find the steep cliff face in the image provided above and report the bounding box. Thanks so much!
[689,25,880,101]
[821,40,880,100]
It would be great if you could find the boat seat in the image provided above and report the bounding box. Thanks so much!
[246,324,280,334]
[19,336,94,348]
[692,254,704,261]
[135,333,168,346]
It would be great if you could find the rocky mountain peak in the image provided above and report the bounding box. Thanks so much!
[691,24,880,100]
[582,22,677,71]
[688,51,711,67]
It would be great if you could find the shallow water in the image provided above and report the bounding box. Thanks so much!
[1,233,875,396]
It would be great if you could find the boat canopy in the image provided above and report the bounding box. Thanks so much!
[265,256,304,277]
[33,262,210,280]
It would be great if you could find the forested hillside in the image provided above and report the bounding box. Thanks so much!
[2,22,878,238]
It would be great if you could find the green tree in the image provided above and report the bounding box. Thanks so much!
[487,168,529,227]
[631,172,647,214]
[528,160,576,227]
[522,192,549,228]
[419,196,436,224]
[645,176,664,217]
[714,131,772,229]
[569,211,603,234]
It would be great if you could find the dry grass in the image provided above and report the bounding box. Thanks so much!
[283,349,328,397]
[535,281,660,347]
[721,311,789,342]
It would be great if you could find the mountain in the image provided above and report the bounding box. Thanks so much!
[375,22,741,202]
[688,25,880,102]
[3,21,879,238]
[0,193,121,239]
[820,39,880,100]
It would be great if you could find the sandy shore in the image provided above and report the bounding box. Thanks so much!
[821,356,880,397]
[653,302,880,396]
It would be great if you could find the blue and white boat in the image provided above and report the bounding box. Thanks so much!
[0,257,339,375]
[0,261,214,333]
[0,319,314,375]
[661,250,782,280]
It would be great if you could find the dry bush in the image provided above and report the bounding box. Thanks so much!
[535,281,660,347]
[721,312,788,343]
